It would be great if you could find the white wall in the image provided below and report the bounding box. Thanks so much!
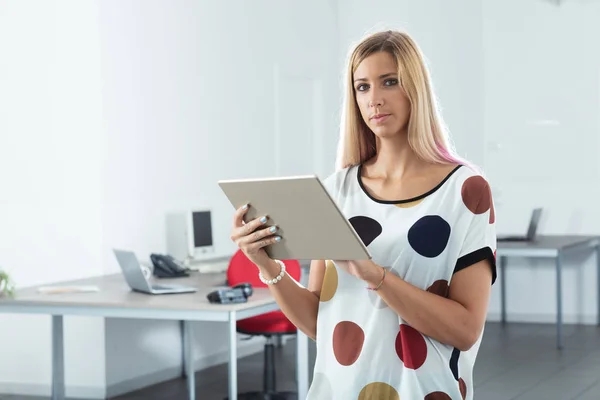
[0,0,339,396]
[482,0,600,324]
[0,0,106,397]
[99,0,339,395]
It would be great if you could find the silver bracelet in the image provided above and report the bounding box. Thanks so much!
[259,259,286,285]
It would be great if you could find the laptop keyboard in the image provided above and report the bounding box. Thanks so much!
[151,285,173,290]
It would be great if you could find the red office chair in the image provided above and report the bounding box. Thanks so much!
[226,249,301,400]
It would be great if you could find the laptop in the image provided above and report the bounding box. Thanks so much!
[113,249,197,294]
[497,208,543,242]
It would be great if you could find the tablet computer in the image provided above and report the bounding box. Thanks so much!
[218,175,371,261]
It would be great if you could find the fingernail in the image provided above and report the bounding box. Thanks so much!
[269,226,277,233]
[275,236,281,242]
[242,204,248,210]
[260,216,267,223]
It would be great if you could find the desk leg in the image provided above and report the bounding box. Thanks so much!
[556,252,564,350]
[597,244,600,326]
[296,331,309,399]
[51,315,65,400]
[183,321,196,400]
[500,256,507,324]
[228,312,238,400]
[181,320,188,378]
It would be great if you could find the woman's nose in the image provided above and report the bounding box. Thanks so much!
[369,97,384,108]
[368,87,384,108]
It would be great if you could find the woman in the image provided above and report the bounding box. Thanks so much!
[230,30,496,400]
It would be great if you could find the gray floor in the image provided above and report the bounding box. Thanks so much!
[3,322,600,400]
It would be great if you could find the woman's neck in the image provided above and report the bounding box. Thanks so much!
[365,134,427,180]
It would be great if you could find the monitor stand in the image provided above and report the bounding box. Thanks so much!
[185,255,231,273]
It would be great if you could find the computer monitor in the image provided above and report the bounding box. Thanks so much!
[166,208,214,262]
[190,209,214,256]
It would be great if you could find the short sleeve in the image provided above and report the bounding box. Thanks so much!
[453,175,497,285]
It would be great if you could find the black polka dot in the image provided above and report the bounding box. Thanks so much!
[450,347,460,381]
[407,215,451,258]
[349,216,383,247]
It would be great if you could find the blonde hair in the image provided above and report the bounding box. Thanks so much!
[336,30,468,170]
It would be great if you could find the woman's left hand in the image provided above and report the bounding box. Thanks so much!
[334,259,385,287]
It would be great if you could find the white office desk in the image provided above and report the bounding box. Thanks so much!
[0,272,310,400]
[496,235,600,349]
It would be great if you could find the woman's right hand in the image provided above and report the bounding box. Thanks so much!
[230,204,281,269]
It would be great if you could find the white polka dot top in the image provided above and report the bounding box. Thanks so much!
[306,163,497,400]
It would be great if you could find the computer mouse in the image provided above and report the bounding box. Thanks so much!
[232,282,253,297]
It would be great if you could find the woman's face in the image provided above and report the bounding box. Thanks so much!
[353,51,411,139]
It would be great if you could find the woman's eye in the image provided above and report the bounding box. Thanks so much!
[384,79,398,86]
[356,84,368,91]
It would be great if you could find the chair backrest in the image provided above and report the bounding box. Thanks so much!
[227,249,301,287]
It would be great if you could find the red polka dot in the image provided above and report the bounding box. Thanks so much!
[395,324,427,369]
[461,176,491,215]
[459,378,467,399]
[332,321,365,366]
[427,279,449,298]
[424,392,452,400]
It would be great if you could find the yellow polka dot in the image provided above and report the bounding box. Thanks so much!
[319,260,338,302]
[394,198,424,208]
[358,382,400,400]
